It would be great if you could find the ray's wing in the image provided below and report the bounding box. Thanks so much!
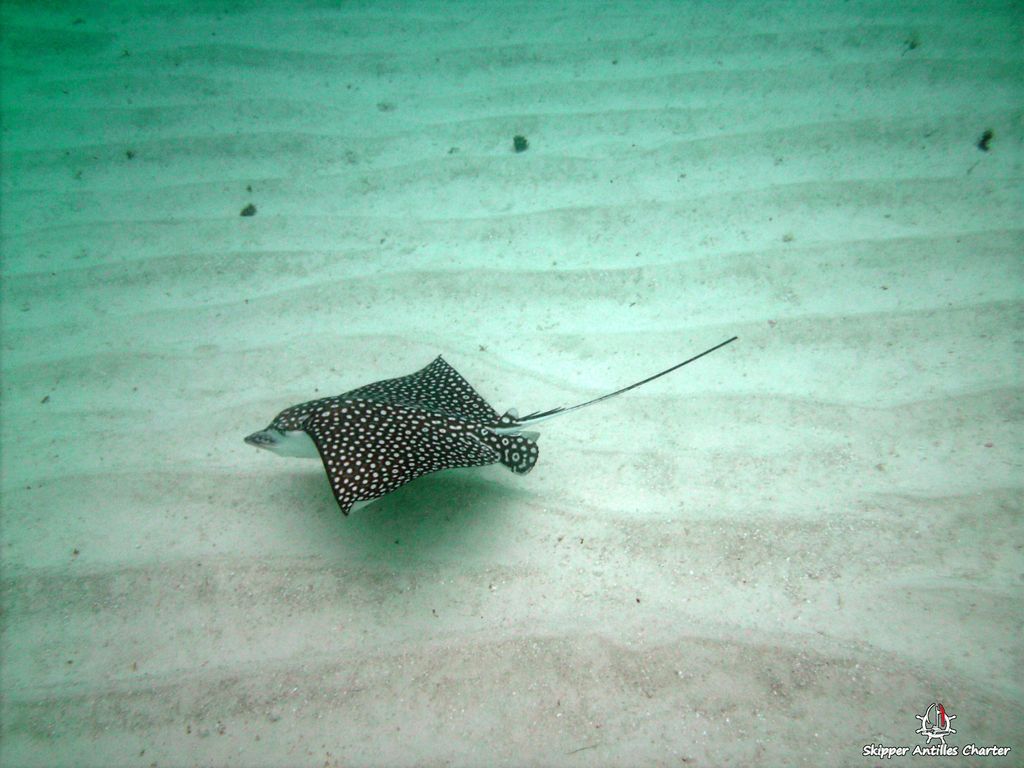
[303,399,501,514]
[270,357,501,431]
[342,356,500,423]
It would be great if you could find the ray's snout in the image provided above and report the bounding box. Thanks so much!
[244,429,277,449]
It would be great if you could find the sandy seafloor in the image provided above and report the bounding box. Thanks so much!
[1,1,1022,766]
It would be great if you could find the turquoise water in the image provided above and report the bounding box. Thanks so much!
[1,2,1021,766]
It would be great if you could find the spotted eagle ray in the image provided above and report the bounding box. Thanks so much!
[245,337,737,514]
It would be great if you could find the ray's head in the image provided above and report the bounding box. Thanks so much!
[244,426,319,458]
[245,399,322,458]
[244,428,279,451]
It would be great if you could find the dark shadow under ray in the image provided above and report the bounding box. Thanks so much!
[292,469,525,564]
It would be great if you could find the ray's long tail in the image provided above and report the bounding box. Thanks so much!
[493,336,738,434]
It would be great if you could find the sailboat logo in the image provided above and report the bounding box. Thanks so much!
[915,702,957,745]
